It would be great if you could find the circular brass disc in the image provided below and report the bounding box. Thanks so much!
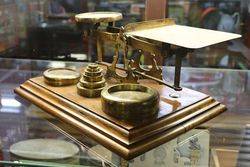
[86,66,101,72]
[88,63,99,69]
[10,139,79,160]
[77,83,105,98]
[84,68,102,77]
[75,12,123,24]
[83,74,103,82]
[101,84,160,122]
[43,68,80,86]
[79,78,106,89]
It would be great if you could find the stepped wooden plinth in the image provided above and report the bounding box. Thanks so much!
[14,67,226,160]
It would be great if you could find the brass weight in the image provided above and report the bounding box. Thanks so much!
[101,84,160,122]
[43,68,80,86]
[77,64,106,98]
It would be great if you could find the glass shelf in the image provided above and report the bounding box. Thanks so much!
[0,58,249,166]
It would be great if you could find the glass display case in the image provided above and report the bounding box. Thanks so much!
[0,58,249,166]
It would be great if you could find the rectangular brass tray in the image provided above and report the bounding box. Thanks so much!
[125,19,241,49]
[14,67,226,160]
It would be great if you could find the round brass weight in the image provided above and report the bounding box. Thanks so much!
[77,64,106,98]
[43,68,80,86]
[101,84,160,122]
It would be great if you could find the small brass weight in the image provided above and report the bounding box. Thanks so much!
[77,63,106,98]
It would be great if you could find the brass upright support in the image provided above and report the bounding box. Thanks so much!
[97,36,104,62]
[174,55,183,91]
[173,48,191,91]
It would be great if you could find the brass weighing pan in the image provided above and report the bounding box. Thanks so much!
[101,84,160,122]
[43,68,80,86]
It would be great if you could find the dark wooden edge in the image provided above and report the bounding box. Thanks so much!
[21,78,213,145]
[14,81,226,159]
[15,86,131,156]
[129,97,216,141]
[20,80,129,145]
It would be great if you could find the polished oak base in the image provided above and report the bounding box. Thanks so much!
[15,68,226,160]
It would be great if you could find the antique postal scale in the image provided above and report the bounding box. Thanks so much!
[15,12,241,159]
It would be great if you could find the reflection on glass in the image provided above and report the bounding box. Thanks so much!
[1,98,21,108]
[0,97,22,113]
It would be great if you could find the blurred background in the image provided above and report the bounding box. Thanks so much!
[0,2,249,165]
[0,0,249,69]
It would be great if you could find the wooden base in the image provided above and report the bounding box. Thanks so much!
[15,70,226,160]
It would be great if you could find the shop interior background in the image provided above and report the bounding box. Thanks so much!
[0,0,249,69]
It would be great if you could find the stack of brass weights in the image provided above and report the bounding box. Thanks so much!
[77,64,106,98]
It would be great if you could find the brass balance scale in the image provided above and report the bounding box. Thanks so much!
[15,12,241,160]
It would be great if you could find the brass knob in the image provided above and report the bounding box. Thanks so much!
[77,64,106,98]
